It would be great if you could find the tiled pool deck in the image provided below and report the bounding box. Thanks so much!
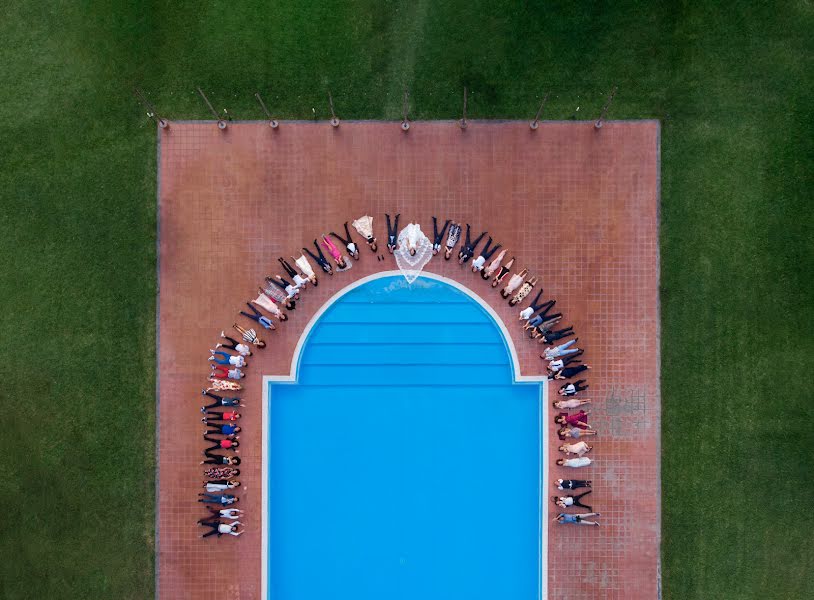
[157,121,660,599]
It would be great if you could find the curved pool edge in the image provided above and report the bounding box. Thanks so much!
[261,272,549,600]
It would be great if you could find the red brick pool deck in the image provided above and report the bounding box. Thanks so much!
[157,121,660,599]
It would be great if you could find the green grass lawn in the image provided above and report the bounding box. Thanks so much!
[1,1,811,598]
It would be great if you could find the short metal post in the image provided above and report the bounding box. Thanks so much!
[133,88,169,129]
[595,86,617,129]
[459,87,468,130]
[530,92,549,130]
[328,91,340,127]
[255,92,279,128]
[197,87,227,129]
[401,89,411,131]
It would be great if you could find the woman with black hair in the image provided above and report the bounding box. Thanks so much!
[558,380,589,396]
[351,215,377,252]
[385,213,400,253]
[330,222,360,260]
[201,454,241,466]
[197,494,239,506]
[278,257,310,288]
[547,352,584,377]
[523,301,559,329]
[240,302,276,330]
[205,423,241,437]
[551,364,591,380]
[458,224,487,264]
[444,222,462,259]
[303,240,333,275]
[200,390,243,409]
[552,490,593,510]
[491,256,515,287]
[253,293,288,321]
[519,291,548,320]
[203,440,239,459]
[232,323,265,347]
[555,479,592,491]
[431,216,451,255]
[268,275,300,301]
[509,275,539,306]
[482,248,507,280]
[471,237,502,272]
[539,326,575,344]
[214,333,252,356]
[530,316,563,339]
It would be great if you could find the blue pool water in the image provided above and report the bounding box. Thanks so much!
[267,275,545,600]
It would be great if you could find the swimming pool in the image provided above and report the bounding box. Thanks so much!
[263,273,546,600]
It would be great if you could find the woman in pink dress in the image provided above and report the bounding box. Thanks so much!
[321,234,347,269]
[554,410,591,429]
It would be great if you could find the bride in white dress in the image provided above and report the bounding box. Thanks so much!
[394,223,433,283]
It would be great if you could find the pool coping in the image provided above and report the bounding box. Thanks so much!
[260,271,549,600]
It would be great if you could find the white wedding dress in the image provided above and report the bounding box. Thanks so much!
[394,223,433,283]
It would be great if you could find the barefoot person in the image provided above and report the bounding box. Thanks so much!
[321,234,348,270]
[554,512,600,526]
[482,248,507,280]
[558,427,598,440]
[491,256,515,288]
[559,441,592,457]
[554,410,591,429]
[556,457,594,468]
[501,268,528,298]
[509,275,538,306]
[254,292,288,321]
[553,398,591,410]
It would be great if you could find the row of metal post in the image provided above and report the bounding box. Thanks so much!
[134,87,617,131]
